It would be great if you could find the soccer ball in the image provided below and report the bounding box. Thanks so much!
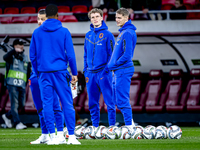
[167,125,182,139]
[105,126,118,139]
[131,127,143,139]
[84,126,96,139]
[95,125,107,139]
[118,126,131,139]
[155,125,168,139]
[74,125,85,139]
[63,127,69,139]
[143,125,156,139]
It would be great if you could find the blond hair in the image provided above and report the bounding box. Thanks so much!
[88,8,103,19]
[116,8,129,16]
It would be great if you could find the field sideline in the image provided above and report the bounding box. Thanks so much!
[0,127,200,150]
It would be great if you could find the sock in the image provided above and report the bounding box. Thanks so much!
[57,131,64,138]
[50,133,56,139]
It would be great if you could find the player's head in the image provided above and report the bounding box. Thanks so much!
[116,8,129,27]
[37,9,47,26]
[175,0,183,8]
[13,38,24,52]
[88,8,103,28]
[45,4,58,19]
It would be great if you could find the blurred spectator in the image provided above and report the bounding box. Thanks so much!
[143,0,162,20]
[92,0,118,21]
[170,0,187,20]
[2,39,31,130]
[121,0,148,20]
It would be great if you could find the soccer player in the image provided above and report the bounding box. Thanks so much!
[30,4,80,145]
[107,8,137,132]
[29,9,65,144]
[83,8,116,128]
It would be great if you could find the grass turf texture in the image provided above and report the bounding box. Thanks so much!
[0,127,200,150]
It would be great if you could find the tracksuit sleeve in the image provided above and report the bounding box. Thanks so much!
[83,38,88,73]
[105,33,115,71]
[29,33,38,76]
[65,30,78,76]
[115,32,133,66]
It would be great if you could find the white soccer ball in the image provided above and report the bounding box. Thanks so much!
[95,125,107,139]
[155,125,168,139]
[131,127,143,139]
[105,126,118,140]
[74,125,85,139]
[63,127,69,139]
[118,126,131,140]
[84,125,96,139]
[143,125,156,139]
[167,125,182,139]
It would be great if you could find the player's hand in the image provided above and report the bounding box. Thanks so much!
[15,48,23,52]
[71,75,78,86]
[143,8,149,14]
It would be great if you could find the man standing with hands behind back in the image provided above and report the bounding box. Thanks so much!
[108,8,137,134]
[30,4,80,145]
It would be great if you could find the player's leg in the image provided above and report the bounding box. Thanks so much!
[99,70,116,126]
[52,71,80,145]
[115,67,135,126]
[29,77,50,144]
[85,72,101,127]
[52,92,65,143]
[38,73,58,145]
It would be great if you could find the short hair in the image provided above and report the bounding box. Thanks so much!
[38,9,46,15]
[88,8,103,19]
[45,4,58,17]
[116,8,129,17]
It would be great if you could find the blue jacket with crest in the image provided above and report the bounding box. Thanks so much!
[83,21,115,73]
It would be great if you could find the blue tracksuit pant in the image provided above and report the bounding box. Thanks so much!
[85,69,116,127]
[29,75,64,134]
[112,67,134,125]
[38,71,75,134]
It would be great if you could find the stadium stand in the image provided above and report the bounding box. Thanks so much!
[24,86,37,113]
[72,5,88,13]
[161,0,175,10]
[1,7,19,24]
[75,87,87,112]
[0,89,9,114]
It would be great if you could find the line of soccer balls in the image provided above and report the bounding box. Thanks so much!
[64,124,182,140]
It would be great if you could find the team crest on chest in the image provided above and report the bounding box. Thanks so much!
[99,33,104,38]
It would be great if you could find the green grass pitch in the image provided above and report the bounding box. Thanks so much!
[0,127,200,150]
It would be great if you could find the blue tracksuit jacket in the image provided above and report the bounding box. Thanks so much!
[30,19,77,76]
[108,20,137,70]
[84,21,115,73]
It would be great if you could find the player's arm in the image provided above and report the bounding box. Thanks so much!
[115,32,133,65]
[29,33,38,76]
[105,33,115,72]
[65,30,78,76]
[83,37,88,74]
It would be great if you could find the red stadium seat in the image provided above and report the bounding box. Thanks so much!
[134,70,163,112]
[25,86,37,113]
[72,5,88,13]
[89,5,93,11]
[0,8,2,14]
[38,6,46,12]
[162,0,175,10]
[21,7,36,14]
[62,15,78,22]
[163,69,184,112]
[1,7,19,24]
[186,69,200,112]
[57,6,71,22]
[0,89,9,113]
